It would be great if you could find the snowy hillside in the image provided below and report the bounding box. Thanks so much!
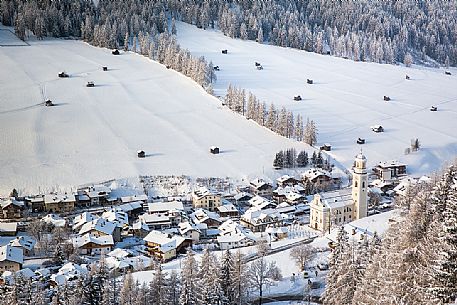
[176,22,457,176]
[0,27,309,195]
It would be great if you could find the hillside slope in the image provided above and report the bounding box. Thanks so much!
[176,22,457,175]
[0,28,307,194]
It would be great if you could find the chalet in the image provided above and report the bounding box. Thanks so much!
[240,208,284,232]
[137,150,145,158]
[190,209,222,228]
[302,168,333,186]
[248,195,277,211]
[50,263,88,287]
[73,233,114,255]
[143,231,177,262]
[25,195,45,213]
[210,146,220,154]
[0,198,24,219]
[101,208,129,228]
[191,187,221,212]
[79,218,121,242]
[266,226,289,240]
[216,203,240,218]
[276,175,299,187]
[373,160,407,182]
[44,193,76,213]
[0,222,18,236]
[131,220,150,238]
[0,245,23,272]
[249,178,273,198]
[273,187,305,205]
[233,192,253,207]
[217,219,256,250]
[112,49,120,55]
[139,213,172,230]
[178,221,201,242]
[42,214,66,227]
[293,95,302,101]
[148,201,184,226]
[77,185,112,207]
[72,212,97,231]
[9,236,36,256]
[118,201,143,218]
[371,125,384,132]
[121,194,148,204]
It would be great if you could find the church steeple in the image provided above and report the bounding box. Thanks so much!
[352,151,368,219]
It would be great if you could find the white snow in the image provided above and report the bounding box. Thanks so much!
[0,26,310,195]
[176,22,457,177]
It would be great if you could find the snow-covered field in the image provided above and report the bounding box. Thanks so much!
[0,26,308,195]
[176,22,457,176]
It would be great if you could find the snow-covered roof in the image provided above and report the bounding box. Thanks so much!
[190,209,222,224]
[0,222,18,233]
[0,245,23,264]
[9,236,36,251]
[217,219,256,243]
[120,194,148,203]
[79,218,116,236]
[217,203,239,213]
[276,175,296,184]
[72,212,97,230]
[143,231,176,253]
[101,209,129,227]
[178,221,201,235]
[51,262,88,286]
[119,201,143,212]
[107,248,132,259]
[139,213,171,225]
[248,195,276,211]
[234,192,253,201]
[73,233,114,248]
[42,214,66,227]
[148,201,184,214]
[0,198,24,209]
[317,188,353,209]
[241,208,283,224]
[44,193,76,204]
[377,160,407,168]
[302,168,331,181]
[192,186,218,199]
[132,220,149,231]
[250,178,271,189]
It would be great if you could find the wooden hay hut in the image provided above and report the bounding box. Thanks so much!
[307,79,313,84]
[430,106,437,112]
[112,49,120,55]
[445,71,452,75]
[45,100,54,107]
[256,65,263,70]
[255,62,261,66]
[293,95,302,101]
[320,144,331,151]
[86,81,95,87]
[371,125,384,133]
[221,49,228,54]
[405,74,410,80]
[137,150,145,158]
[213,65,220,71]
[357,138,365,144]
[58,72,69,78]
[102,66,108,71]
[210,146,220,154]
[383,96,391,101]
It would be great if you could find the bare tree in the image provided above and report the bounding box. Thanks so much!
[290,244,315,271]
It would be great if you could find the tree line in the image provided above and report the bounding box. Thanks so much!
[323,165,457,304]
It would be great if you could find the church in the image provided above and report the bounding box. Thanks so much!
[309,152,368,232]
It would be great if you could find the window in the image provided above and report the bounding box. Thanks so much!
[362,182,365,188]
[354,181,358,187]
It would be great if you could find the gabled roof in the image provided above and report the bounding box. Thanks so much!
[234,192,253,201]
[148,201,184,214]
[376,160,407,168]
[217,219,256,243]
[192,187,218,199]
[250,178,271,189]
[44,193,76,204]
[302,168,332,181]
[51,262,88,286]
[139,213,171,224]
[0,245,23,264]
[190,209,222,225]
[0,222,18,233]
[101,209,129,227]
[241,208,283,224]
[314,188,353,209]
[79,218,116,236]
[178,221,201,235]
[1,198,24,209]
[73,212,97,230]
[119,201,143,212]
[132,220,149,231]
[217,203,239,213]
[73,233,114,248]
[276,175,296,184]
[120,194,148,203]
[42,214,66,227]
[143,231,176,253]
[9,236,36,251]
[248,196,276,210]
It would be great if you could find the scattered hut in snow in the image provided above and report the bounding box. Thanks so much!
[112,49,120,55]
[137,150,145,158]
[210,146,220,154]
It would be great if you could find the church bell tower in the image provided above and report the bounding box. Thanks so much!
[352,151,368,220]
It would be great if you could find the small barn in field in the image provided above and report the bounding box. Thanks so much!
[137,150,145,158]
[210,146,220,154]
